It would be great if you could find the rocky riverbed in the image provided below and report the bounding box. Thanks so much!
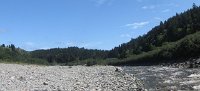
[123,66,200,91]
[2,63,199,91]
[0,64,142,91]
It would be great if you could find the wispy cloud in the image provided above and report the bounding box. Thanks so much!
[80,43,90,48]
[66,42,75,47]
[39,47,50,50]
[23,42,49,51]
[91,0,114,6]
[22,42,37,51]
[162,9,170,13]
[167,3,179,7]
[124,21,149,29]
[80,42,103,49]
[142,6,148,9]
[142,5,156,10]
[54,41,78,47]
[154,17,162,21]
[142,3,178,11]
[120,34,131,38]
[25,42,34,46]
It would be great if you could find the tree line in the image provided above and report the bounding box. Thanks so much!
[30,47,108,65]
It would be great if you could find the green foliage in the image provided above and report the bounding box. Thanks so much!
[30,47,108,65]
[0,44,48,65]
[111,32,200,65]
[86,60,97,66]
[108,4,200,59]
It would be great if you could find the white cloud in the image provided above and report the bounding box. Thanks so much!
[39,47,49,50]
[80,42,103,49]
[142,6,148,9]
[142,5,156,10]
[54,41,75,47]
[23,42,48,51]
[168,3,179,7]
[80,43,90,48]
[22,42,38,51]
[54,41,103,49]
[154,17,162,21]
[162,9,170,13]
[91,0,114,6]
[125,21,149,29]
[66,42,74,46]
[25,42,34,46]
[120,34,131,38]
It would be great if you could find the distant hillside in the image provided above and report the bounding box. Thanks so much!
[30,47,108,65]
[0,44,109,65]
[107,4,200,66]
[0,44,47,65]
[111,31,200,66]
[108,4,200,60]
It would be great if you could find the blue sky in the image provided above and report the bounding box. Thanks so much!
[0,0,200,51]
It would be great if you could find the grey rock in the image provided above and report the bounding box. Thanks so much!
[0,64,142,91]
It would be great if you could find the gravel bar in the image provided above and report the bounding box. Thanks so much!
[0,64,142,91]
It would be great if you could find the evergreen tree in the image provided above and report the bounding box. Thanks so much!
[1,44,5,47]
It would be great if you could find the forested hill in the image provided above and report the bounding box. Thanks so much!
[0,44,27,62]
[108,4,200,59]
[0,45,109,65]
[30,47,108,65]
[0,44,47,64]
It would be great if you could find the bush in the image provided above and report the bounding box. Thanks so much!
[85,60,97,66]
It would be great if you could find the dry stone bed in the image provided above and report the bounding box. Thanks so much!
[0,64,142,91]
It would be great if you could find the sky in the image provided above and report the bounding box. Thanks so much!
[0,0,200,51]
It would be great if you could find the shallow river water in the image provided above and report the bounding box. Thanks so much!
[122,66,200,91]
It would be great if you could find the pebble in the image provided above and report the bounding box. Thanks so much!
[0,63,142,91]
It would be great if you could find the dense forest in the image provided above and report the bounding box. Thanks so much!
[107,4,200,65]
[111,31,200,66]
[31,47,108,65]
[108,4,200,59]
[0,44,48,65]
[0,4,200,66]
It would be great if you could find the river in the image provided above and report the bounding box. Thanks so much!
[122,66,200,91]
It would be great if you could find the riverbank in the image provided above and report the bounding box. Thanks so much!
[159,57,200,68]
[122,66,200,90]
[0,64,143,91]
